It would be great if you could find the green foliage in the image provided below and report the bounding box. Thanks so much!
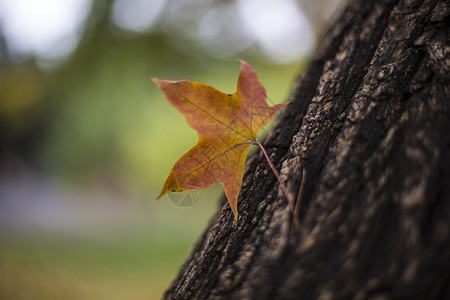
[40,36,302,192]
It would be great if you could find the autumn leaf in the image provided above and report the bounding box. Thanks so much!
[154,61,286,220]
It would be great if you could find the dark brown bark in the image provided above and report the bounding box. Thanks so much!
[165,0,450,299]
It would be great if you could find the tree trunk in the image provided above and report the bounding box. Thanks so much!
[165,0,450,299]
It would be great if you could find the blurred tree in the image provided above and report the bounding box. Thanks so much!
[0,29,9,66]
[165,0,450,299]
[0,0,314,191]
[0,60,48,167]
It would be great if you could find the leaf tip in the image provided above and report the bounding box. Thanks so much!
[230,202,239,222]
[239,60,251,71]
[157,188,167,200]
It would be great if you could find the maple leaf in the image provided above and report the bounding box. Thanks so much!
[154,61,286,220]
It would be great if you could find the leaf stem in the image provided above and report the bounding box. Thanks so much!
[255,141,295,217]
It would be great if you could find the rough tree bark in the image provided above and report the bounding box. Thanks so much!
[165,0,450,299]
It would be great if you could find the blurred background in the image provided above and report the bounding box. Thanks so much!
[0,0,343,298]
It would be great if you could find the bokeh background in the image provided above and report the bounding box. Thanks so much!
[0,0,343,298]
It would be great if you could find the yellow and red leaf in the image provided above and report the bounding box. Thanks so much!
[154,61,286,220]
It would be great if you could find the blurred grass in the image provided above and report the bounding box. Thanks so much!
[0,234,184,299]
[0,187,219,299]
